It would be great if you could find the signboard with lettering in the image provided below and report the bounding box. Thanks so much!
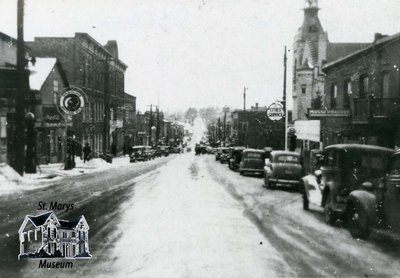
[267,102,284,121]
[294,120,320,142]
[308,109,350,118]
[42,107,63,123]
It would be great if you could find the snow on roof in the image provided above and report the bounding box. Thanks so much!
[28,58,57,91]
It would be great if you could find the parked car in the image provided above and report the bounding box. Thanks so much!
[340,148,400,239]
[239,149,266,176]
[153,148,162,158]
[159,145,170,157]
[215,147,229,161]
[130,146,152,162]
[315,144,394,225]
[219,148,232,164]
[228,147,245,171]
[263,151,302,190]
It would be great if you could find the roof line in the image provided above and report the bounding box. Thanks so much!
[323,32,400,69]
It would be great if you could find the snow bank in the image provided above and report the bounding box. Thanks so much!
[0,163,23,192]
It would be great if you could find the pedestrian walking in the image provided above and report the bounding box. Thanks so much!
[83,142,92,163]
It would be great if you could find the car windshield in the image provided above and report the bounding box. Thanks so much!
[276,155,299,163]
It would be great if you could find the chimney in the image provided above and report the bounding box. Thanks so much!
[374,33,388,42]
[255,103,259,110]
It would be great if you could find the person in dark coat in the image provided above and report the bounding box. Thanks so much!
[111,143,117,157]
[83,142,92,163]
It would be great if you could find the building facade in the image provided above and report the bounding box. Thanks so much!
[231,106,285,150]
[27,33,127,157]
[322,32,400,148]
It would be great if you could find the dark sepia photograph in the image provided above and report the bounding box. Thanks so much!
[1,0,400,277]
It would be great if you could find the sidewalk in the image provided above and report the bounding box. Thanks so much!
[0,155,130,196]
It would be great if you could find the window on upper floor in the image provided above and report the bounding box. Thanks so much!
[359,74,369,98]
[330,84,337,109]
[381,72,390,98]
[301,85,307,95]
[53,80,59,93]
[343,80,351,109]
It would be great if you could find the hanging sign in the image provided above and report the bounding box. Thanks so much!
[267,101,284,121]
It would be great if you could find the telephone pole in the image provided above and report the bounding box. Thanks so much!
[15,0,26,175]
[243,87,247,111]
[283,46,288,151]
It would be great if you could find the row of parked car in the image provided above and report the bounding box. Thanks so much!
[129,145,182,162]
[215,144,400,240]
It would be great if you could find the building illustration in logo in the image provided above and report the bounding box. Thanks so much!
[18,211,91,260]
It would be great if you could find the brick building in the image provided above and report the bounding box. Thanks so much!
[27,33,127,157]
[28,58,70,164]
[231,105,285,150]
[122,92,137,153]
[322,32,400,148]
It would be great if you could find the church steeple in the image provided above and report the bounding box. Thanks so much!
[299,0,323,41]
[304,0,319,10]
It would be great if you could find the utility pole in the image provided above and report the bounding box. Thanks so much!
[243,87,247,111]
[15,0,26,175]
[283,46,288,151]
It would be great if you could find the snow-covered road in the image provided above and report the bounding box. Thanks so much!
[97,153,295,277]
[1,118,400,277]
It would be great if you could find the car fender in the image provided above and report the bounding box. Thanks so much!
[347,190,378,226]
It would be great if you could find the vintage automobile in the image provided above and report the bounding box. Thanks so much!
[228,147,246,171]
[219,147,232,164]
[159,145,170,157]
[130,146,153,162]
[239,149,266,176]
[215,147,229,161]
[316,144,394,225]
[263,151,303,190]
[343,149,400,239]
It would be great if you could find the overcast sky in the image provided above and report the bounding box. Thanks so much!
[1,0,399,112]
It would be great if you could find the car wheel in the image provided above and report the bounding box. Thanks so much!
[240,171,244,176]
[324,193,338,225]
[302,191,309,211]
[345,202,371,239]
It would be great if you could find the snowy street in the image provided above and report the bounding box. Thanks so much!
[1,146,400,277]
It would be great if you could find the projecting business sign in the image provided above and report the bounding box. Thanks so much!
[267,102,284,121]
[58,87,86,116]
[42,107,62,123]
[308,109,350,118]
